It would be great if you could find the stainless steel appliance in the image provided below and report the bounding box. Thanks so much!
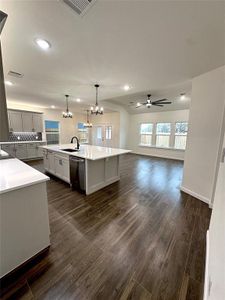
[69,156,85,193]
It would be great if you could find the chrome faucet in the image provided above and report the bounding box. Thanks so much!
[70,136,80,150]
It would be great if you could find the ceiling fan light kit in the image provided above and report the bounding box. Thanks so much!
[135,94,172,109]
[91,84,104,115]
[62,94,73,118]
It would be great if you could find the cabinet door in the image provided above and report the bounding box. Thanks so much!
[8,111,23,132]
[1,144,16,157]
[62,159,70,183]
[33,114,43,132]
[48,151,55,174]
[27,143,36,158]
[55,156,63,179]
[36,143,44,158]
[22,112,33,132]
[15,144,27,159]
[43,150,49,171]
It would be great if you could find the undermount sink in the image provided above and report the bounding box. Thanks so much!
[61,148,79,152]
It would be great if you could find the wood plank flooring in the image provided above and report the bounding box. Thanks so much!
[0,154,211,300]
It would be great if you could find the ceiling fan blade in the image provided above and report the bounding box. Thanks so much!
[136,104,143,108]
[152,101,172,104]
[153,98,168,103]
[152,103,164,107]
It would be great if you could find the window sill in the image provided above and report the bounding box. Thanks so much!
[138,144,185,151]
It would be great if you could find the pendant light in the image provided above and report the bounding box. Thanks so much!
[83,110,93,128]
[90,84,103,115]
[62,94,73,118]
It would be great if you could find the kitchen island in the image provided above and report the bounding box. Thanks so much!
[0,152,50,278]
[41,144,131,195]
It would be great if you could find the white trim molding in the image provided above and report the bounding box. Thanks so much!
[180,185,211,206]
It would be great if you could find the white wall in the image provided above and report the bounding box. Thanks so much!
[90,112,120,148]
[181,66,225,205]
[127,109,189,160]
[6,102,86,144]
[205,129,225,300]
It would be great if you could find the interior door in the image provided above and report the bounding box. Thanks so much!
[92,125,113,147]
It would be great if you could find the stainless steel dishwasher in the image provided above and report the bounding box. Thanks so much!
[69,156,85,193]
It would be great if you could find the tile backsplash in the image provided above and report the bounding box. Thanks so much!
[9,132,42,141]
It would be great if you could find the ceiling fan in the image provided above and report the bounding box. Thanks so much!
[134,94,172,108]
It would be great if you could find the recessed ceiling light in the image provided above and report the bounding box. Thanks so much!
[180,93,186,100]
[51,105,55,109]
[5,80,13,86]
[76,98,81,102]
[123,85,130,91]
[35,38,51,50]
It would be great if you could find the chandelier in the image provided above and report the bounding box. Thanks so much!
[83,110,93,128]
[62,95,73,118]
[90,84,103,115]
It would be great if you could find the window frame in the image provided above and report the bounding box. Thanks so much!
[155,122,171,148]
[139,122,154,146]
[174,121,188,150]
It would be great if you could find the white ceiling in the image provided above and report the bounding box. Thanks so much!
[1,0,224,113]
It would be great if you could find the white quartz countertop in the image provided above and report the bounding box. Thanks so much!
[41,144,131,160]
[0,158,49,194]
[0,140,46,145]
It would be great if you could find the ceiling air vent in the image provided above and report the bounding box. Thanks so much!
[62,0,96,16]
[8,70,24,78]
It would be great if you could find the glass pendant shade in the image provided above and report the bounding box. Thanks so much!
[62,95,73,118]
[83,110,93,128]
[90,84,103,115]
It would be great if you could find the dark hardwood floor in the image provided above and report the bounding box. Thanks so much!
[0,154,211,300]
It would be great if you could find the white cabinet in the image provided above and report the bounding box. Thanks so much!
[55,154,70,183]
[43,149,50,171]
[48,151,56,174]
[33,113,43,132]
[15,144,27,160]
[8,111,23,132]
[8,110,43,133]
[22,112,33,132]
[43,150,70,183]
[27,143,37,159]
[1,144,16,157]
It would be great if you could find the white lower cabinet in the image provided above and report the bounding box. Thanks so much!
[27,143,36,159]
[15,144,27,160]
[1,142,45,160]
[43,149,49,171]
[43,151,70,183]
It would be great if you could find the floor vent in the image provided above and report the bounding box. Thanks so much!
[62,0,96,16]
[8,70,24,78]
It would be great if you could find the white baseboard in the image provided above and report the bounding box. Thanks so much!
[180,185,212,206]
[132,151,184,161]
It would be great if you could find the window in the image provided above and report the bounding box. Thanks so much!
[45,120,60,145]
[140,123,153,146]
[105,126,112,140]
[77,122,89,143]
[97,127,102,139]
[175,122,188,149]
[156,123,171,148]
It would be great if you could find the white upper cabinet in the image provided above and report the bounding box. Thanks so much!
[8,111,23,132]
[22,112,33,132]
[33,113,43,132]
[8,110,43,133]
